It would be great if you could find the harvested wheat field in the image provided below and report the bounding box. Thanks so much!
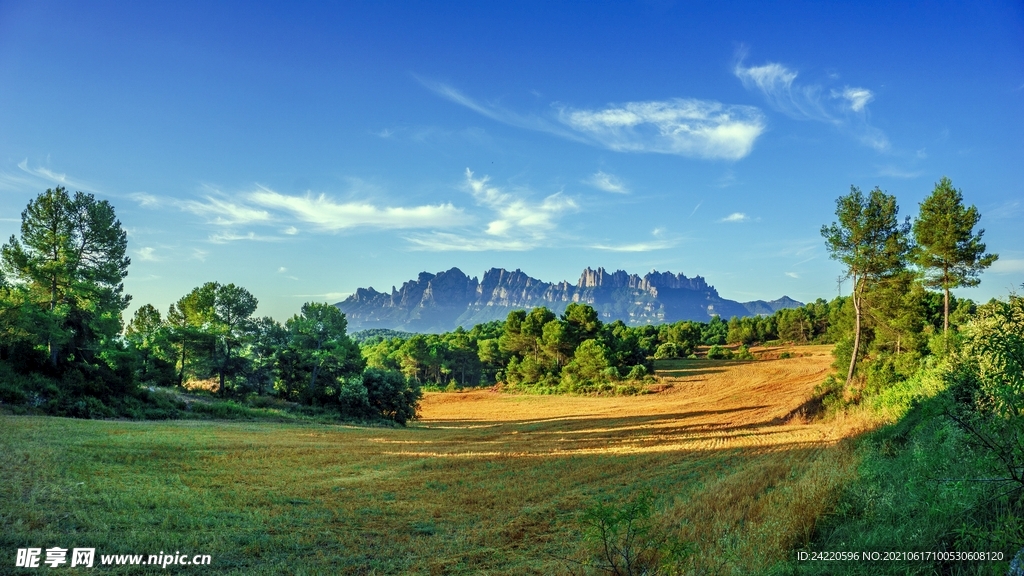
[1,345,870,575]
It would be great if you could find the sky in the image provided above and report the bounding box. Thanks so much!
[1,1,1022,322]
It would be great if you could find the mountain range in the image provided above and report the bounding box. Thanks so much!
[335,267,802,333]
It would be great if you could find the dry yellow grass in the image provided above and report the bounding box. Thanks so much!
[1,345,871,574]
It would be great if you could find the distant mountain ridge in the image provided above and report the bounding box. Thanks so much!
[336,267,802,333]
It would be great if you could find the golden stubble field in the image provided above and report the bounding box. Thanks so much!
[1,345,870,575]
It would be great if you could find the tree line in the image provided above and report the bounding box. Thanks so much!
[0,176,1002,421]
[0,187,418,423]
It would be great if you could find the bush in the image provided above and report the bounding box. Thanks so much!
[570,491,691,575]
[653,342,680,360]
[706,345,733,360]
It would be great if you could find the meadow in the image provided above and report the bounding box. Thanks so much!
[3,346,870,574]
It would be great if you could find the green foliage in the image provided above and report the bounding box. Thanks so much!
[706,345,733,360]
[361,367,422,425]
[822,185,913,386]
[945,295,1024,489]
[701,316,728,345]
[914,177,998,332]
[572,491,691,576]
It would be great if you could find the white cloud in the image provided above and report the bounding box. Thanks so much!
[248,187,464,231]
[590,239,679,252]
[559,99,765,160]
[785,272,799,279]
[990,258,1024,274]
[404,169,579,252]
[837,87,874,112]
[16,160,99,193]
[735,59,889,150]
[465,169,576,238]
[404,232,535,252]
[283,226,299,235]
[0,160,99,194]
[586,170,629,194]
[179,195,273,226]
[135,247,159,261]
[719,212,750,223]
[277,267,287,273]
[422,78,764,160]
[734,62,830,122]
[130,192,162,207]
[208,231,283,244]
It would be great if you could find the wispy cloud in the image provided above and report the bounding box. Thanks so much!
[179,195,273,226]
[16,160,100,193]
[129,192,162,207]
[135,247,159,261]
[785,272,800,279]
[248,186,464,231]
[405,169,578,251]
[404,232,536,252]
[0,160,100,194]
[418,78,578,140]
[990,258,1024,274]
[422,79,765,160]
[734,57,889,151]
[465,169,576,238]
[590,239,679,252]
[585,170,629,194]
[208,231,284,244]
[719,212,751,223]
[689,202,702,217]
[559,99,765,160]
[836,87,873,112]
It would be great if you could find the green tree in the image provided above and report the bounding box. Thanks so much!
[285,302,363,402]
[1,186,130,368]
[913,177,998,334]
[125,304,171,384]
[166,282,218,386]
[361,367,422,425]
[211,283,258,397]
[822,186,913,387]
[245,316,288,395]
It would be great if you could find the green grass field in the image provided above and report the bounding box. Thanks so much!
[2,348,860,574]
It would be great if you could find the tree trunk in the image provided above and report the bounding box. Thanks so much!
[943,285,950,336]
[49,277,58,367]
[846,277,862,387]
[177,340,187,388]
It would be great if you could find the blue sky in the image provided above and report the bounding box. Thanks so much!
[1,1,1022,322]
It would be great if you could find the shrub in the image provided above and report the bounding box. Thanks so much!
[706,345,733,360]
[653,342,680,360]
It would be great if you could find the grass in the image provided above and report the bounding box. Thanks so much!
[2,345,877,574]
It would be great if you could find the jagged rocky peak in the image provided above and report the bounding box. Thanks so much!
[420,267,478,306]
[336,265,803,332]
[576,267,713,294]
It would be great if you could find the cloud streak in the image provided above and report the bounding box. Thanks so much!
[558,99,765,160]
[405,169,578,252]
[248,187,464,231]
[734,58,889,151]
[422,79,765,160]
[719,212,750,223]
[586,171,629,194]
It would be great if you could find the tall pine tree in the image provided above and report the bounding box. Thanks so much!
[913,177,997,334]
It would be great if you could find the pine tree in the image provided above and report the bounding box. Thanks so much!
[821,186,913,386]
[913,177,998,334]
